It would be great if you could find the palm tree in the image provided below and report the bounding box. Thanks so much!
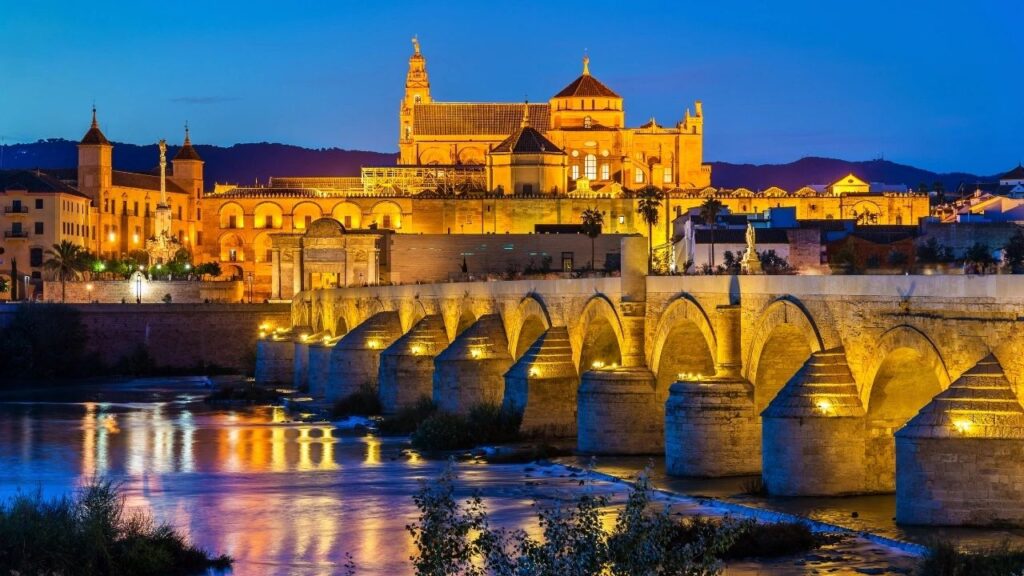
[699,197,724,269]
[580,208,605,273]
[43,240,86,303]
[635,186,664,272]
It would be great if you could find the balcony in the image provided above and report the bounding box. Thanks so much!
[4,206,29,214]
[4,231,29,239]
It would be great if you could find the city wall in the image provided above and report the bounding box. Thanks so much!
[41,280,244,304]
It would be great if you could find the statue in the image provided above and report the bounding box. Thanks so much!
[145,138,182,266]
[741,222,763,275]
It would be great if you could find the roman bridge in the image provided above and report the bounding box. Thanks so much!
[257,239,1024,527]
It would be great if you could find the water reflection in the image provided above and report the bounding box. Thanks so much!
[0,380,530,575]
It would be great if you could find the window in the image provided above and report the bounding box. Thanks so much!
[35,199,43,209]
[571,165,579,180]
[178,206,183,220]
[12,200,21,211]
[634,168,644,184]
[414,94,421,104]
[30,248,43,267]
[584,115,592,129]
[34,222,43,235]
[12,222,22,234]
[228,215,238,229]
[228,248,238,262]
[601,163,609,180]
[584,154,597,180]
[344,216,352,228]
[382,215,392,229]
[663,166,673,183]
[133,201,139,216]
[561,252,574,272]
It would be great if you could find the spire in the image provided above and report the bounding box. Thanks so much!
[183,121,191,146]
[582,53,590,75]
[80,105,110,145]
[520,100,530,128]
[174,122,202,161]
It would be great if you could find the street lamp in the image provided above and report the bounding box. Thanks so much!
[135,273,142,304]
[22,275,29,302]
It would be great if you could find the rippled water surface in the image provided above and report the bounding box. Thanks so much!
[0,379,555,576]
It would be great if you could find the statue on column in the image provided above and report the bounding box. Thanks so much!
[145,138,182,267]
[741,222,763,274]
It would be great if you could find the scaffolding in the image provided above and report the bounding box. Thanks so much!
[360,165,487,195]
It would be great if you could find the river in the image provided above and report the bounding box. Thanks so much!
[0,377,1007,575]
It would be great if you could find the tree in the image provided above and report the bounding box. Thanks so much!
[635,186,664,272]
[0,276,7,296]
[196,262,222,280]
[1003,227,1024,273]
[43,240,86,303]
[699,197,724,268]
[580,208,605,272]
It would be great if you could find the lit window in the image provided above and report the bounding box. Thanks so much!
[663,166,673,183]
[584,116,592,129]
[601,164,610,180]
[634,168,644,184]
[584,154,597,180]
[571,165,580,180]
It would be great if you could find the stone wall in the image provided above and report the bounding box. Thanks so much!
[42,280,244,304]
[387,233,629,284]
[0,303,290,372]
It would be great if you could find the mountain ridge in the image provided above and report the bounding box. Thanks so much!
[0,139,998,192]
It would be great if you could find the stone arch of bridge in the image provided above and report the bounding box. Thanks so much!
[573,294,625,372]
[862,324,950,491]
[509,294,553,359]
[745,296,825,412]
[442,298,479,343]
[312,300,325,333]
[400,298,430,334]
[648,294,718,402]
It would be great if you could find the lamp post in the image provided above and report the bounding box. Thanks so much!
[136,273,142,304]
[22,275,29,302]
[247,272,254,304]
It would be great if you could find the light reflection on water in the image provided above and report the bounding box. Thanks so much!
[0,380,545,576]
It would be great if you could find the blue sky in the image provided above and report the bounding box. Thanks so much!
[1,0,1021,173]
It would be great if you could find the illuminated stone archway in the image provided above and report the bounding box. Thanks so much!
[574,295,625,373]
[746,298,824,412]
[863,325,950,492]
[649,295,717,402]
[509,295,552,359]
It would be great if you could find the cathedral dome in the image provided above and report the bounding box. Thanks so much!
[553,56,620,99]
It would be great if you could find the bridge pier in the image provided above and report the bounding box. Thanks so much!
[378,315,448,414]
[292,330,322,392]
[666,305,760,476]
[761,348,867,496]
[897,355,1024,526]
[433,314,512,414]
[503,326,578,437]
[578,367,661,454]
[307,335,340,398]
[325,311,402,402]
[255,330,297,385]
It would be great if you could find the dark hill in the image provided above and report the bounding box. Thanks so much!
[0,140,991,192]
[709,157,988,192]
[0,139,397,185]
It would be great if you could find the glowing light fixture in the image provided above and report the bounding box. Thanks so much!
[528,367,539,377]
[300,334,309,342]
[953,418,972,434]
[411,344,424,356]
[470,347,482,359]
[367,339,381,349]
[591,360,605,369]
[815,399,833,415]
[259,331,267,339]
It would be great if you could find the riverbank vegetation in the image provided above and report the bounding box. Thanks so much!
[919,540,1024,575]
[330,383,382,418]
[0,480,231,576]
[408,465,824,575]
[377,396,438,435]
[410,403,521,452]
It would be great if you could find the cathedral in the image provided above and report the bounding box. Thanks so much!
[397,37,711,193]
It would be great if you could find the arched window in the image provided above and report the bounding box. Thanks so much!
[584,115,592,129]
[584,154,597,180]
[571,165,580,180]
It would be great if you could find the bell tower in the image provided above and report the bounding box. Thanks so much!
[399,36,431,164]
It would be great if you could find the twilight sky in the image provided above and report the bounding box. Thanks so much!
[1,0,1021,173]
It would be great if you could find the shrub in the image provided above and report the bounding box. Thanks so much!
[411,412,474,452]
[331,383,382,418]
[0,480,231,575]
[919,541,1024,576]
[466,403,521,444]
[722,519,817,559]
[377,396,437,436]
